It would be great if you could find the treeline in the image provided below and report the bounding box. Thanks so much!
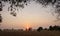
[0,25,60,32]
[37,25,60,32]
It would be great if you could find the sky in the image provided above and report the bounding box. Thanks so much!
[0,1,60,29]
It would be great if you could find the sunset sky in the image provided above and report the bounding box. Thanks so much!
[0,1,60,29]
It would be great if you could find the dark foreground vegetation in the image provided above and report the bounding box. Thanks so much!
[0,25,60,36]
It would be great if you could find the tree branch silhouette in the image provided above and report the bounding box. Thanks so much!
[0,0,60,23]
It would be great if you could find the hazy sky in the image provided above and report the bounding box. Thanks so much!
[0,1,60,29]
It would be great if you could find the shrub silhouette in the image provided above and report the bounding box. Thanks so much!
[44,28,48,30]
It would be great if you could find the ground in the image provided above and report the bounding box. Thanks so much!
[0,30,60,36]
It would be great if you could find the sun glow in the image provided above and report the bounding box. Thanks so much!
[26,26,29,30]
[23,21,31,31]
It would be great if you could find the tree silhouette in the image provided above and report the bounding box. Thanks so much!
[53,25,60,31]
[37,27,43,32]
[28,27,32,31]
[49,26,54,31]
[0,29,2,32]
[49,25,60,31]
[0,0,29,23]
[36,0,60,20]
[0,0,60,23]
[0,14,2,23]
[0,1,2,11]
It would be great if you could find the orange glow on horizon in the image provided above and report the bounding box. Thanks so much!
[23,21,31,30]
